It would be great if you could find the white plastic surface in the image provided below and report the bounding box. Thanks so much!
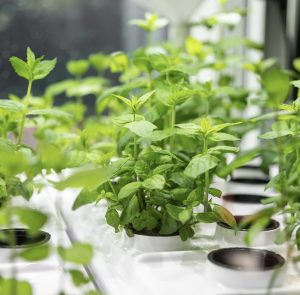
[58,187,300,295]
[3,184,96,295]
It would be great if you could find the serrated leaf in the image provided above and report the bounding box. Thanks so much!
[28,109,71,118]
[184,154,219,178]
[113,94,132,108]
[259,130,293,139]
[143,175,165,190]
[209,146,239,153]
[159,212,178,235]
[33,59,57,80]
[195,212,219,223]
[105,209,120,233]
[120,195,140,225]
[26,47,36,67]
[210,122,241,133]
[137,90,155,108]
[9,57,30,80]
[210,132,239,141]
[124,120,157,137]
[118,182,142,200]
[0,100,24,113]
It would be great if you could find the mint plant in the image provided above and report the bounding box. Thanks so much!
[9,47,56,145]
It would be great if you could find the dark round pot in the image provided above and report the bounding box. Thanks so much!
[207,247,286,289]
[222,193,268,204]
[208,247,284,271]
[221,193,271,216]
[0,228,51,248]
[215,215,280,246]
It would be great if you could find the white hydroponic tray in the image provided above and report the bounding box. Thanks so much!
[58,187,300,295]
[1,187,96,295]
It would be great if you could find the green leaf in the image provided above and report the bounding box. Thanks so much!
[296,227,300,250]
[147,130,172,141]
[67,60,89,77]
[58,243,93,264]
[184,154,219,178]
[0,278,32,295]
[184,188,204,207]
[124,120,157,137]
[185,36,203,56]
[244,217,270,246]
[0,100,24,113]
[72,190,99,210]
[132,210,158,231]
[170,172,194,188]
[137,90,156,108]
[28,109,71,118]
[218,149,259,178]
[195,212,219,223]
[159,212,178,235]
[210,132,239,141]
[118,182,142,200]
[113,94,132,108]
[9,56,30,80]
[33,59,57,80]
[109,52,128,73]
[209,146,239,154]
[262,68,291,107]
[179,226,194,241]
[19,244,49,261]
[143,175,165,190]
[54,166,112,190]
[69,269,90,287]
[259,130,292,139]
[105,209,120,232]
[210,122,242,133]
[213,204,237,228]
[129,13,168,32]
[27,47,36,67]
[251,110,295,122]
[178,208,192,224]
[151,164,174,175]
[134,160,150,179]
[294,58,300,72]
[208,187,222,197]
[120,195,140,225]
[14,207,47,232]
[165,204,191,224]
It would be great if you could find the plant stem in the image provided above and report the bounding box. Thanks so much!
[203,136,209,212]
[132,110,145,210]
[169,105,176,152]
[17,79,33,146]
[295,120,300,185]
[133,111,138,162]
[147,31,153,46]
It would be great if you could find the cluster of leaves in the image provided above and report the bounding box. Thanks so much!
[55,8,269,240]
[0,47,99,294]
